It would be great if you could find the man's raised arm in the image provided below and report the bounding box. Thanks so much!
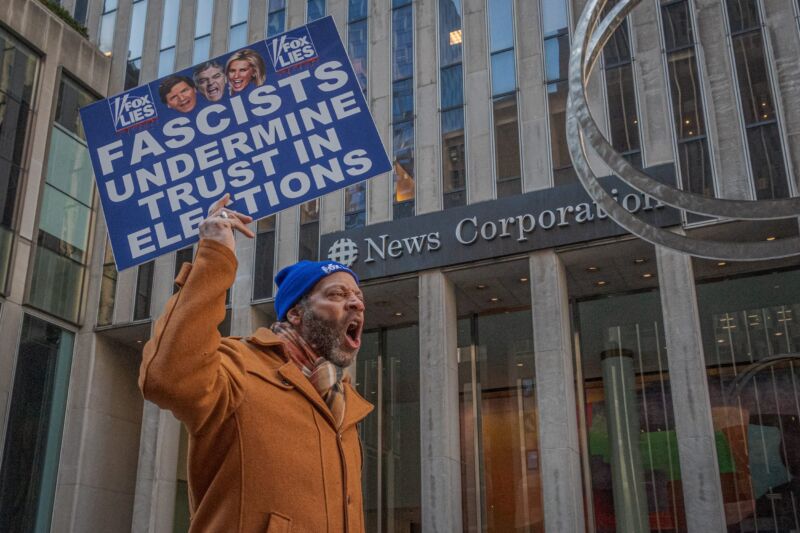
[138,194,254,434]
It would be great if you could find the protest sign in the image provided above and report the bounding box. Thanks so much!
[80,16,391,270]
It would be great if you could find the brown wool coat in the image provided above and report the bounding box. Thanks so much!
[139,239,374,533]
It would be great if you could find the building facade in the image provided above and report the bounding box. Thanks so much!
[0,0,799,531]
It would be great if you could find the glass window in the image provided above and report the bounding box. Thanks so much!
[307,0,325,21]
[349,0,367,20]
[0,315,75,532]
[229,0,249,51]
[267,0,286,37]
[548,81,576,187]
[357,325,421,532]
[74,0,90,25]
[194,0,214,63]
[488,0,514,52]
[98,0,117,54]
[541,0,568,37]
[28,78,95,323]
[695,266,800,531]
[0,30,38,293]
[747,124,790,200]
[726,0,760,34]
[660,1,715,198]
[253,215,276,300]
[494,95,521,197]
[134,260,154,320]
[543,32,569,83]
[392,2,414,218]
[661,0,694,51]
[97,239,117,325]
[299,199,319,261]
[124,0,148,90]
[491,50,516,96]
[442,109,466,208]
[439,0,463,67]
[459,310,543,531]
[604,20,641,162]
[348,19,368,92]
[345,182,366,229]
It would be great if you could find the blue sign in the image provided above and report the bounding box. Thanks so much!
[80,17,391,270]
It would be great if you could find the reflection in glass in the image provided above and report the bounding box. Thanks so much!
[494,95,521,197]
[548,82,576,187]
[541,0,568,37]
[491,50,516,97]
[488,0,514,52]
[357,326,421,532]
[253,215,276,300]
[543,32,569,84]
[660,0,694,51]
[345,181,366,229]
[459,311,543,532]
[267,0,286,37]
[442,109,466,208]
[440,0,465,208]
[697,269,800,532]
[577,291,688,533]
[134,260,154,320]
[299,199,319,261]
[229,0,249,52]
[307,0,325,21]
[392,1,414,218]
[726,5,789,200]
[0,315,74,532]
[604,20,641,163]
[194,0,214,63]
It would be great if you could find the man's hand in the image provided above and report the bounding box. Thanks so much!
[199,193,255,253]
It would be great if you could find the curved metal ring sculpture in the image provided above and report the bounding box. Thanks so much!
[567,0,800,260]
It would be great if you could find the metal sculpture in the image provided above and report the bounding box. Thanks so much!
[567,0,800,260]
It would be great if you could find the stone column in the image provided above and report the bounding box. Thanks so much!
[138,0,163,82]
[694,0,751,200]
[131,253,185,533]
[629,0,674,167]
[287,0,305,28]
[418,271,462,532]
[529,250,585,533]
[414,0,441,214]
[248,0,268,42]
[463,0,493,203]
[515,0,549,192]
[762,0,800,194]
[174,0,197,70]
[655,245,727,533]
[210,0,232,56]
[367,0,392,223]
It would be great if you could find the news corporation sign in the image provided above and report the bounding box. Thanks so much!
[320,165,681,281]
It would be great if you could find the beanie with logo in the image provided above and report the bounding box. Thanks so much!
[274,260,359,320]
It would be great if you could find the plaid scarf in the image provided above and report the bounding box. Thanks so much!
[271,321,346,428]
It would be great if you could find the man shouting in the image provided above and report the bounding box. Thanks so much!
[139,194,373,532]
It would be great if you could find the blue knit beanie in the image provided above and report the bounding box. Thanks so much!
[274,260,359,320]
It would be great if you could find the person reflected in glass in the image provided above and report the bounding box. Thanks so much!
[194,61,227,102]
[225,49,267,95]
[159,75,198,113]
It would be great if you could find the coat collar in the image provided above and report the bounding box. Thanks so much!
[247,328,374,431]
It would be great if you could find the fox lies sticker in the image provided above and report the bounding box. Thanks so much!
[109,86,157,132]
[267,27,318,73]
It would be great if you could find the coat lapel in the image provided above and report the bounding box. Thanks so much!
[276,362,340,429]
[341,382,374,431]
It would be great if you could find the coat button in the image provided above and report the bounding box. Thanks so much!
[337,433,343,440]
[281,379,290,386]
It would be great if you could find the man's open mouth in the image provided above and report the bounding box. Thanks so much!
[344,319,362,350]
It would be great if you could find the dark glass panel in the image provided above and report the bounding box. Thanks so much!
[392,79,414,122]
[603,19,632,67]
[307,0,325,21]
[666,50,706,140]
[493,95,521,197]
[393,120,415,191]
[488,0,514,52]
[268,0,286,11]
[0,31,38,104]
[661,0,694,51]
[442,108,466,208]
[677,138,714,196]
[725,0,760,33]
[392,5,414,80]
[267,11,286,37]
[747,123,790,200]
[731,33,774,125]
[348,0,367,21]
[98,239,116,325]
[441,64,464,109]
[491,50,516,95]
[55,78,93,140]
[439,0,463,67]
[605,65,640,155]
[544,32,570,83]
[348,19,368,91]
[0,316,74,533]
[548,82,575,186]
[253,216,276,300]
[134,260,155,320]
[541,0,568,37]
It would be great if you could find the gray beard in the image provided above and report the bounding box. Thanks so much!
[299,307,352,367]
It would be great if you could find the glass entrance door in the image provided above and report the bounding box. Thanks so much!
[458,311,543,533]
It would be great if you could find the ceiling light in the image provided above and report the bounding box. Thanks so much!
[490,297,500,302]
[595,280,607,287]
[717,261,727,267]
[394,312,403,317]
[477,284,487,289]
[642,273,653,279]
[766,236,776,241]
[586,266,599,272]
[775,332,784,336]
[516,362,524,367]
[633,258,647,264]
[136,340,143,344]
[519,277,528,283]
